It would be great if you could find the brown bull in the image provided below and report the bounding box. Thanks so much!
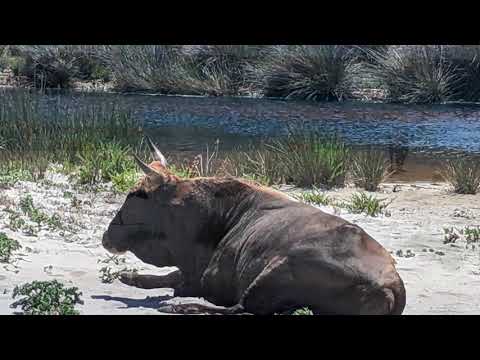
[102,137,406,315]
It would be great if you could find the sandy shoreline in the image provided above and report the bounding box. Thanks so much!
[1,170,479,315]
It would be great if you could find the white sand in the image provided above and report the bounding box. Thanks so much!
[1,170,479,315]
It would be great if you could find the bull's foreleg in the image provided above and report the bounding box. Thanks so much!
[157,303,251,315]
[119,269,184,290]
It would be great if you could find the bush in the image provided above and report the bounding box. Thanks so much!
[177,45,266,96]
[11,280,83,315]
[103,45,184,93]
[365,45,462,104]
[252,45,361,101]
[351,148,391,191]
[441,158,480,194]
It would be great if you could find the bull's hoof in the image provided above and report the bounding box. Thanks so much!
[119,272,138,287]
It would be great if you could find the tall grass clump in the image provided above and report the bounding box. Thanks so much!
[351,148,391,191]
[102,45,185,93]
[0,89,142,181]
[224,143,285,185]
[272,127,350,188]
[251,45,361,101]
[178,45,267,96]
[441,157,480,194]
[441,45,480,102]
[365,46,463,104]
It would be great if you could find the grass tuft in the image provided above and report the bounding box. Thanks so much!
[351,148,391,191]
[441,158,480,194]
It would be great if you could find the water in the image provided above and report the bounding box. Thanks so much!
[19,90,480,181]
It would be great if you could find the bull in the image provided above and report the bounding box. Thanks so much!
[102,137,406,315]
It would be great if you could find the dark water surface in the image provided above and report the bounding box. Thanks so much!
[37,91,480,181]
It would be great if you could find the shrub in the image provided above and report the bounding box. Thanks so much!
[0,232,21,263]
[14,45,83,88]
[178,45,266,96]
[252,45,361,101]
[11,280,83,315]
[351,148,391,191]
[365,45,462,104]
[103,45,184,93]
[441,158,480,194]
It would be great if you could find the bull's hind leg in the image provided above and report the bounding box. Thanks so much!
[239,256,304,315]
[119,269,183,290]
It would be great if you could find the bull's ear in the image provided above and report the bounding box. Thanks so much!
[145,136,167,167]
[133,154,158,176]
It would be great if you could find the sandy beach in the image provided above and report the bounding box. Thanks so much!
[1,169,479,315]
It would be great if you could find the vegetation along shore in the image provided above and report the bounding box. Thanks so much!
[3,45,480,104]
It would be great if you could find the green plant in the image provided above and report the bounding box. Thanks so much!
[18,194,64,230]
[443,227,460,244]
[0,232,21,263]
[111,168,139,193]
[76,142,136,186]
[97,255,136,284]
[344,192,391,217]
[351,148,391,191]
[295,187,331,206]
[11,280,83,315]
[291,307,314,315]
[441,158,480,194]
[0,168,33,188]
[461,226,480,243]
[273,128,350,188]
[7,211,26,232]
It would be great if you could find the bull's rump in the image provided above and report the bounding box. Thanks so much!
[203,203,405,313]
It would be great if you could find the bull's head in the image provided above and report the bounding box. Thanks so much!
[102,136,182,267]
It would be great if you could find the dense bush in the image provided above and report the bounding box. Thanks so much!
[251,45,362,101]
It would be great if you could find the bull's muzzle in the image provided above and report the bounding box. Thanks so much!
[102,232,127,255]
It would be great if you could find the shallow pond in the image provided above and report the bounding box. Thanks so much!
[24,90,480,182]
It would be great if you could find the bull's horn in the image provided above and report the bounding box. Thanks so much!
[133,154,158,176]
[145,136,167,167]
